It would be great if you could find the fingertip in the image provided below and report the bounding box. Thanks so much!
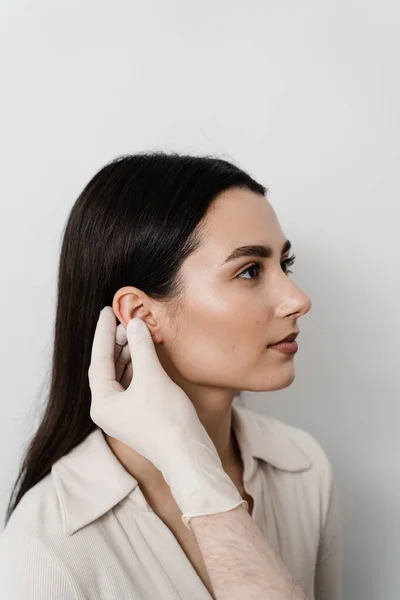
[127,317,151,339]
[116,322,128,346]
[127,316,141,331]
[99,306,116,322]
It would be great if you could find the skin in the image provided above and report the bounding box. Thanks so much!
[107,186,312,519]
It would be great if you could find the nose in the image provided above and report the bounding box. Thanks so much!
[275,280,312,319]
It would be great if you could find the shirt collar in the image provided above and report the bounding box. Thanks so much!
[52,404,312,536]
[231,405,312,479]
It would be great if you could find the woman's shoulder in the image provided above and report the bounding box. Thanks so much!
[0,473,62,546]
[236,405,338,528]
[0,475,78,599]
[236,405,336,484]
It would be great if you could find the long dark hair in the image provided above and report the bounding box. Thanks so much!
[5,152,266,526]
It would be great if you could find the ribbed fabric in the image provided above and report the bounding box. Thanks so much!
[0,405,341,599]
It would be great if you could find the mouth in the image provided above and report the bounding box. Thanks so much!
[268,332,299,355]
[268,340,298,354]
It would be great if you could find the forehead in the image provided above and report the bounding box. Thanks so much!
[199,188,286,254]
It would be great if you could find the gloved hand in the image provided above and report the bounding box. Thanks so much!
[88,306,248,530]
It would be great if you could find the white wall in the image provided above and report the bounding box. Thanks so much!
[1,1,399,598]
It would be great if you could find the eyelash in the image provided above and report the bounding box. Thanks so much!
[237,254,296,280]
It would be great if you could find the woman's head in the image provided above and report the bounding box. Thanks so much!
[113,184,311,398]
[5,152,311,524]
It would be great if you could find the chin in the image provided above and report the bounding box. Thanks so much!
[244,366,296,392]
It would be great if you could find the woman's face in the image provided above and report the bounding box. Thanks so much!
[156,188,312,394]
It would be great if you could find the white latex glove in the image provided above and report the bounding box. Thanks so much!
[88,306,248,530]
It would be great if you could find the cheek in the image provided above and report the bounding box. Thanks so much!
[168,301,268,383]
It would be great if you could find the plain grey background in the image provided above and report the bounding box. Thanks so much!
[1,1,399,599]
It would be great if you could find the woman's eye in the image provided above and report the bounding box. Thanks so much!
[282,254,296,275]
[237,262,263,280]
[237,254,296,280]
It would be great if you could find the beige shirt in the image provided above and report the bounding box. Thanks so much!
[0,405,341,599]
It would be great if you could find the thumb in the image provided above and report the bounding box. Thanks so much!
[126,317,161,375]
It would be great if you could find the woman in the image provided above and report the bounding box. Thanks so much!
[0,153,341,599]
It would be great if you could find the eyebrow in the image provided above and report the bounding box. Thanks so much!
[220,240,292,266]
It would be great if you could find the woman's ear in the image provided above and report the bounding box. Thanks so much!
[112,286,163,343]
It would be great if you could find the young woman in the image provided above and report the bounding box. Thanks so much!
[0,153,341,599]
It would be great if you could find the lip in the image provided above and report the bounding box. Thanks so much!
[268,331,299,346]
[268,341,298,354]
[268,331,299,355]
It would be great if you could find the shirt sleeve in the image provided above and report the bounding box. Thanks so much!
[314,471,342,600]
[0,532,78,600]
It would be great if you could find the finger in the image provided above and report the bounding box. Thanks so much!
[120,360,133,389]
[114,324,126,364]
[116,344,131,381]
[115,322,127,347]
[89,307,117,394]
[125,317,159,376]
[114,323,128,376]
[116,337,131,364]
[115,355,125,383]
